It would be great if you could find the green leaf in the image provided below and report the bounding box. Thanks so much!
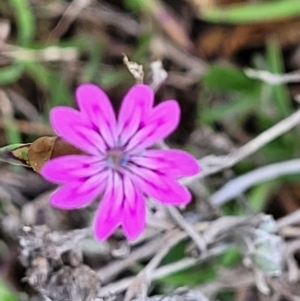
[260,139,295,162]
[201,0,300,24]
[158,264,216,286]
[248,181,280,212]
[203,65,259,92]
[200,94,257,125]
[124,0,153,12]
[0,64,24,85]
[220,247,242,267]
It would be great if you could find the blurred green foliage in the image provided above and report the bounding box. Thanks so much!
[0,281,18,301]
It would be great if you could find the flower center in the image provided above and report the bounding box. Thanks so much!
[106,149,128,169]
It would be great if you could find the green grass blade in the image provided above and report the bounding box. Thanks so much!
[8,0,35,46]
[201,0,300,24]
[3,117,21,145]
[266,39,292,117]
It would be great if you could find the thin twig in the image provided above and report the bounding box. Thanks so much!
[185,108,300,183]
[36,1,142,36]
[285,240,300,283]
[167,206,207,252]
[97,234,166,284]
[47,0,92,41]
[153,37,207,75]
[277,209,300,230]
[99,216,263,298]
[124,230,176,300]
[98,244,227,298]
[124,228,195,300]
[245,68,300,85]
[2,44,78,62]
[210,159,300,207]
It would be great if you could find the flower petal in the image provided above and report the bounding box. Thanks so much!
[41,155,105,184]
[128,166,192,205]
[131,149,200,178]
[126,100,180,152]
[76,84,117,147]
[93,172,124,240]
[50,107,106,154]
[122,175,146,240]
[118,85,154,145]
[50,172,107,209]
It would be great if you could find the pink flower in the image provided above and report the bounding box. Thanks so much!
[41,84,200,240]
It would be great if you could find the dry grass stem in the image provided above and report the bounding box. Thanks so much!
[184,108,300,184]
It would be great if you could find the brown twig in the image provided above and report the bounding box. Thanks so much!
[0,118,54,136]
[35,1,142,36]
[47,0,93,41]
